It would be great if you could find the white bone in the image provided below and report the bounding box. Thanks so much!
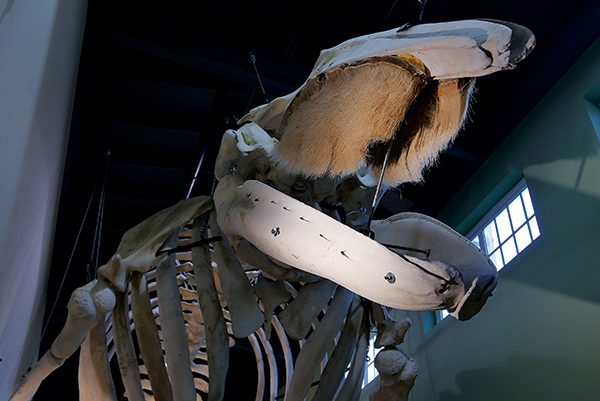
[272,315,293,394]
[191,214,229,401]
[375,315,411,349]
[278,279,337,340]
[10,279,116,401]
[8,351,64,401]
[193,377,209,394]
[239,20,534,130]
[232,237,321,283]
[253,275,292,339]
[257,328,278,401]
[371,212,498,320]
[130,272,173,401]
[155,231,196,401]
[312,295,363,401]
[190,361,209,376]
[78,318,117,401]
[370,347,419,401]
[98,196,212,291]
[231,123,277,154]
[208,210,264,338]
[334,307,369,401]
[112,285,146,401]
[248,333,265,401]
[284,286,353,401]
[215,178,468,312]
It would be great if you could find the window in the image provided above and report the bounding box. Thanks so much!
[362,333,379,388]
[467,178,539,270]
[435,179,539,322]
[422,310,441,333]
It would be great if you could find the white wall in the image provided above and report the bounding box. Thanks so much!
[0,0,87,399]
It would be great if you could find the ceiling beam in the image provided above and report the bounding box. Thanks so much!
[88,24,299,97]
[444,145,485,164]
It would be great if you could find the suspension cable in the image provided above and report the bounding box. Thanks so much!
[87,150,110,281]
[362,140,394,238]
[248,51,268,102]
[41,178,100,342]
[379,0,400,30]
[95,150,110,278]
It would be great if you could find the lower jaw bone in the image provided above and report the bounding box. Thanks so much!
[214,178,468,312]
[371,212,498,320]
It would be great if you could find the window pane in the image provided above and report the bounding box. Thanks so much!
[363,335,379,387]
[466,182,539,273]
[367,336,376,361]
[522,187,534,218]
[515,225,532,252]
[496,209,512,243]
[509,196,527,229]
[529,216,540,239]
[366,362,376,384]
[483,221,499,252]
[489,249,504,269]
[502,237,518,264]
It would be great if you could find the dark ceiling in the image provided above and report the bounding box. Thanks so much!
[37,0,600,399]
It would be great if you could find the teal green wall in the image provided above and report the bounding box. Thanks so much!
[362,34,600,401]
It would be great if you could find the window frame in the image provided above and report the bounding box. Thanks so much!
[466,178,539,270]
[434,178,539,322]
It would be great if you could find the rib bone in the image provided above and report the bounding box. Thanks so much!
[192,213,230,401]
[278,279,337,341]
[155,231,196,401]
[312,295,364,401]
[112,284,146,401]
[208,210,264,338]
[79,318,117,401]
[284,286,353,401]
[130,272,173,401]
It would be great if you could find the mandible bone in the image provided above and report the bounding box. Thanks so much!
[214,178,469,313]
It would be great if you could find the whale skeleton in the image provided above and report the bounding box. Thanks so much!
[10,19,533,401]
